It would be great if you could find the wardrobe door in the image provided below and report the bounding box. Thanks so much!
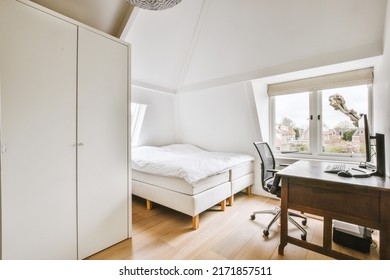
[0,0,77,259]
[77,27,129,259]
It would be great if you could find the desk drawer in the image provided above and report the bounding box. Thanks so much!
[287,181,380,223]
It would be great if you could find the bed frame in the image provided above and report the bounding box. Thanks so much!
[132,161,254,229]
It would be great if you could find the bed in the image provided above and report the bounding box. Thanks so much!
[131,144,254,229]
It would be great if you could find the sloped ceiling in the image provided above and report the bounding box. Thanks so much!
[123,0,388,93]
[29,0,388,94]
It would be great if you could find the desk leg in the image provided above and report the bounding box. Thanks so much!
[323,217,332,251]
[278,179,288,255]
[380,192,390,259]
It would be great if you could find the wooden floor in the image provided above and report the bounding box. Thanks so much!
[87,192,379,260]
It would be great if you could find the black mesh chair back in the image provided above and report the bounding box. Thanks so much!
[253,142,281,196]
[253,142,275,188]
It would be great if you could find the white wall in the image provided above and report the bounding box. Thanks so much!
[372,1,390,177]
[175,81,268,194]
[131,86,176,146]
[176,82,260,152]
[252,81,269,143]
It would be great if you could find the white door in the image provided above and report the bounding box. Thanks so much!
[0,0,77,259]
[77,27,129,259]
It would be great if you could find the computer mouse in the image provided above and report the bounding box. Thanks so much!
[337,170,353,177]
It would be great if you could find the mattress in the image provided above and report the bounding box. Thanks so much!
[132,169,230,196]
[132,144,254,184]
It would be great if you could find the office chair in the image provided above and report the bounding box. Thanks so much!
[251,142,307,240]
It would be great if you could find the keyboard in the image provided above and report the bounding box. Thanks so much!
[324,164,348,174]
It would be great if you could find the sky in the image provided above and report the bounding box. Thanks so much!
[275,84,369,129]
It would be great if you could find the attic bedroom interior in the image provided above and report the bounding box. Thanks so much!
[1,0,390,267]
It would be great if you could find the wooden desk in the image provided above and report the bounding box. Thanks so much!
[277,160,390,259]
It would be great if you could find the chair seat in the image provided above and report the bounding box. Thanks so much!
[265,178,281,197]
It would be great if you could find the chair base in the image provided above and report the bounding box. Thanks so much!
[250,207,307,240]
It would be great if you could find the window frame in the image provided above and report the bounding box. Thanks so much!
[269,70,373,162]
[130,102,147,147]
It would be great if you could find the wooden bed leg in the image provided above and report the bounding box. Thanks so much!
[228,195,234,206]
[221,199,226,211]
[192,215,199,230]
[146,199,153,210]
[246,185,252,195]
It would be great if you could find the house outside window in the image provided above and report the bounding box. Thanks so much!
[268,68,373,161]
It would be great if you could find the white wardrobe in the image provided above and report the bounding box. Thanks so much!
[0,0,131,259]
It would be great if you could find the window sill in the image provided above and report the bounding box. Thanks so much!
[274,153,364,165]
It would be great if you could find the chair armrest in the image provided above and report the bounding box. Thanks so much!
[266,169,279,173]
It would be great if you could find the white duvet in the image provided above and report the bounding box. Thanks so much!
[132,144,254,184]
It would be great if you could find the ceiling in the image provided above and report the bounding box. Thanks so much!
[30,0,388,94]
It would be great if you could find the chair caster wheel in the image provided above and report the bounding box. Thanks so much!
[263,230,269,237]
[250,214,256,220]
[301,234,307,241]
[302,219,307,226]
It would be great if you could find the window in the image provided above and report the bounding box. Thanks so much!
[269,68,373,160]
[273,92,310,153]
[131,103,147,146]
[320,85,368,156]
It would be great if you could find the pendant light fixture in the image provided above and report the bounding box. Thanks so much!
[126,0,182,11]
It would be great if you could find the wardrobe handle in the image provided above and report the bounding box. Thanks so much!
[1,145,6,153]
[78,142,84,147]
